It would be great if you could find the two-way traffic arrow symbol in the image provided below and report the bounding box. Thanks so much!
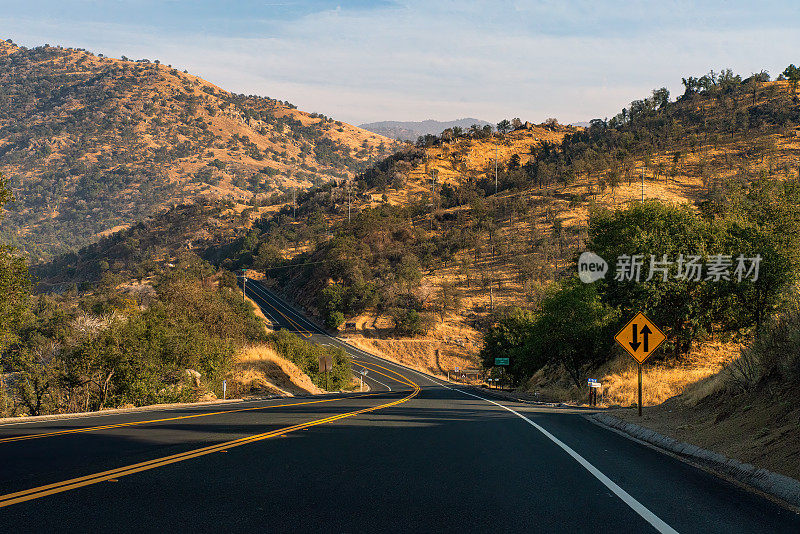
[629,324,652,352]
[615,311,665,365]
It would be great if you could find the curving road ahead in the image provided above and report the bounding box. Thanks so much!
[0,281,796,532]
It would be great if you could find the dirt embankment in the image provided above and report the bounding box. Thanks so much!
[346,336,480,381]
[230,345,323,397]
[611,380,800,482]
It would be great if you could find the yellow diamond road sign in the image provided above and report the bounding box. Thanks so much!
[614,312,666,364]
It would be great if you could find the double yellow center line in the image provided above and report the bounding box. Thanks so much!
[0,394,382,444]
[247,283,314,338]
[0,361,420,508]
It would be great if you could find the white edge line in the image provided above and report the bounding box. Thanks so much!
[451,387,679,534]
[355,367,392,392]
[246,290,675,530]
[249,292,674,532]
[332,338,448,387]
[245,286,394,392]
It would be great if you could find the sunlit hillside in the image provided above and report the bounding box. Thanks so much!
[0,39,397,259]
[230,74,800,376]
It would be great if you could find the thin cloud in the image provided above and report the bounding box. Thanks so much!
[2,1,798,124]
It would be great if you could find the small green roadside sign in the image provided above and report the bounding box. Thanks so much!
[495,357,510,366]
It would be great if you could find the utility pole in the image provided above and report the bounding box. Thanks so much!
[348,180,351,223]
[241,268,247,304]
[641,168,644,202]
[495,145,499,195]
[432,169,437,209]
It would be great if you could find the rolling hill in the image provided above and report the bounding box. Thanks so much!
[359,118,491,141]
[0,38,397,260]
[214,72,800,381]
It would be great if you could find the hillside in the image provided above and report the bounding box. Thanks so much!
[223,71,800,380]
[0,38,397,260]
[359,118,491,141]
[25,65,800,390]
[32,198,267,288]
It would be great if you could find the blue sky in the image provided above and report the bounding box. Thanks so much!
[2,1,799,125]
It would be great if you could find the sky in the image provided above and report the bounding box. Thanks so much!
[2,1,799,126]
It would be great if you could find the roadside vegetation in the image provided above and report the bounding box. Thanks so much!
[482,186,799,388]
[0,178,350,417]
[222,66,800,398]
[476,65,800,406]
[1,252,263,416]
[6,58,800,420]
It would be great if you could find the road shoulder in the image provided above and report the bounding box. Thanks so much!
[588,412,800,512]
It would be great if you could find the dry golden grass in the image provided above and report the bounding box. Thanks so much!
[352,113,800,369]
[519,341,740,407]
[612,346,800,481]
[229,345,323,397]
[597,342,740,407]
[244,294,273,328]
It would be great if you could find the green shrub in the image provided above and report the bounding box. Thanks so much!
[481,281,617,386]
[325,311,345,330]
[268,330,352,390]
[390,308,432,336]
[729,292,800,391]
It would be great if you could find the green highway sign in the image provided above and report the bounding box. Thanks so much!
[495,357,510,366]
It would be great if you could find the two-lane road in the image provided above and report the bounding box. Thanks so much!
[0,281,797,532]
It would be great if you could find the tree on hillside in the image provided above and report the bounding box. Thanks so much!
[480,308,538,378]
[651,87,670,109]
[589,202,711,356]
[783,64,800,98]
[497,119,512,135]
[481,281,617,386]
[0,174,31,357]
[434,282,460,322]
[397,254,422,297]
[590,198,796,356]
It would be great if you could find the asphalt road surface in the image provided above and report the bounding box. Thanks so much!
[0,280,797,533]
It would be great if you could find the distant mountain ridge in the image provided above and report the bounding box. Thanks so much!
[359,118,491,141]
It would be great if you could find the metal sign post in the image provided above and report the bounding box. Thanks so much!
[359,368,368,392]
[319,354,333,391]
[638,364,643,416]
[587,378,602,406]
